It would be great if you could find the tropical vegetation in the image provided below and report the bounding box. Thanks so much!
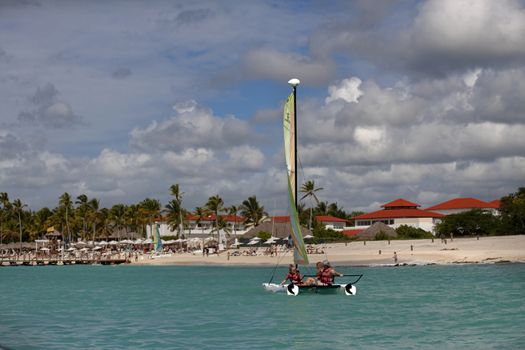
[0,186,523,245]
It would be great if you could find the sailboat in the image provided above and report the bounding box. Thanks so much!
[262,78,363,296]
[151,222,172,259]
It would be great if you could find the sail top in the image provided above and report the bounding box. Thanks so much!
[283,91,309,265]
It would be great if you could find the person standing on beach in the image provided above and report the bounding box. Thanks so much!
[393,251,398,264]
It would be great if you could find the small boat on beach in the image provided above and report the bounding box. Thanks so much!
[150,222,173,259]
[262,78,363,296]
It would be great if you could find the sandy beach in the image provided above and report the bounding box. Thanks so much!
[130,235,525,267]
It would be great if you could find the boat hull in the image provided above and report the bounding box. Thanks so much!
[262,283,357,296]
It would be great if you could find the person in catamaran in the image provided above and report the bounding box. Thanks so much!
[317,260,343,285]
[281,264,316,286]
[281,264,304,285]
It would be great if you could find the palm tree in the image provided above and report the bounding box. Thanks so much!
[194,206,206,234]
[59,192,73,242]
[98,208,111,239]
[75,194,89,240]
[164,200,186,236]
[139,198,161,238]
[0,192,10,245]
[125,204,141,237]
[88,198,100,241]
[228,205,239,241]
[12,199,27,252]
[33,207,53,240]
[300,180,323,230]
[110,204,127,238]
[240,196,266,227]
[0,208,8,245]
[169,184,185,237]
[206,195,224,252]
[327,202,347,219]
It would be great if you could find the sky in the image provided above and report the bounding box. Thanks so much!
[1,0,524,214]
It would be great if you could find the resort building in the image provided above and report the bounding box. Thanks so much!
[347,199,444,235]
[147,214,248,239]
[425,198,501,216]
[315,215,348,231]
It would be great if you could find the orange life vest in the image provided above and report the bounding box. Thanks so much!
[287,271,302,284]
[319,267,333,284]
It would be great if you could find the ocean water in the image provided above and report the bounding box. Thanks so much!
[1,264,524,350]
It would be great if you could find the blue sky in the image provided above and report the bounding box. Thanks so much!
[1,0,524,214]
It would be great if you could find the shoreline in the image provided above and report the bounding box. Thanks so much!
[129,235,525,267]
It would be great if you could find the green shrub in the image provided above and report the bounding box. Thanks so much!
[435,209,501,237]
[396,225,433,239]
[257,231,272,240]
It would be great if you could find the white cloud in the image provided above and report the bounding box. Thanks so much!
[325,77,363,103]
[411,0,525,57]
[227,145,265,171]
[130,100,254,153]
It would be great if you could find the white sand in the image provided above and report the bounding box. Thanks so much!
[130,235,525,266]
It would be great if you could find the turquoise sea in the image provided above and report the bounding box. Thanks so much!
[1,264,524,349]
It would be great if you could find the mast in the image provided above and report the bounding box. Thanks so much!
[293,85,298,210]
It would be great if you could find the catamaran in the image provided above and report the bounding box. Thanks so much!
[151,222,173,259]
[262,78,363,296]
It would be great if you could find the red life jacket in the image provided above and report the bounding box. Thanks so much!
[319,267,333,284]
[287,271,302,284]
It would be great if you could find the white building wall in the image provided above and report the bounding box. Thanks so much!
[146,222,249,238]
[433,208,500,216]
[432,208,469,215]
[354,217,440,235]
[322,221,347,231]
[392,217,436,233]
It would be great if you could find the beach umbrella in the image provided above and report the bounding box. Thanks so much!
[264,237,278,244]
[134,239,143,244]
[67,247,76,252]
[251,237,261,241]
[40,247,50,251]
[304,234,314,239]
[109,240,118,245]
[93,246,102,250]
[143,238,153,244]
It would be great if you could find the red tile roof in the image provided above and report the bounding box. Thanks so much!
[315,215,348,223]
[354,208,444,220]
[343,229,364,236]
[382,198,420,208]
[487,200,501,209]
[425,198,493,211]
[272,216,291,223]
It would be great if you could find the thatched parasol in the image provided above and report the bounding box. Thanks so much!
[45,230,62,238]
[354,222,398,241]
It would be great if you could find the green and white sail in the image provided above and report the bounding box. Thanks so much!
[283,92,309,265]
[152,222,163,252]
